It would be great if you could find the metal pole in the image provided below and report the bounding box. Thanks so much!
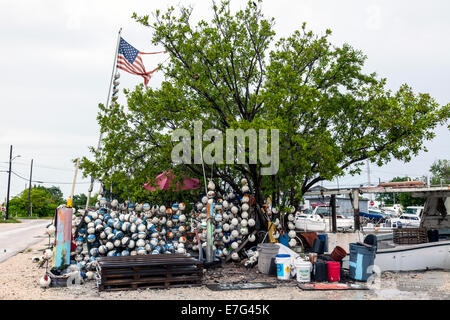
[85,28,122,211]
[352,189,360,231]
[27,159,33,217]
[5,145,12,220]
[366,160,373,201]
[330,194,337,233]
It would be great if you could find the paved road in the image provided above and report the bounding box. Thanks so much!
[0,219,51,263]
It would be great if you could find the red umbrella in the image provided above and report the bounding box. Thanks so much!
[143,171,200,192]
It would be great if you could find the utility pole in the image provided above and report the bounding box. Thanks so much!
[5,145,12,220]
[27,159,33,217]
[366,160,373,201]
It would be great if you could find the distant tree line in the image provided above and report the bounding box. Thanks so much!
[2,185,97,217]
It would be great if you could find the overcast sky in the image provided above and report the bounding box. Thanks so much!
[0,0,449,201]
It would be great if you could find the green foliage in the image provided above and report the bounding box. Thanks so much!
[80,0,449,217]
[0,218,21,223]
[72,193,98,210]
[430,159,450,185]
[8,185,65,217]
[375,177,425,208]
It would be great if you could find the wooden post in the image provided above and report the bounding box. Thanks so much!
[352,189,360,231]
[27,159,33,217]
[330,194,337,233]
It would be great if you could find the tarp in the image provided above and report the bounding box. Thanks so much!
[143,171,200,192]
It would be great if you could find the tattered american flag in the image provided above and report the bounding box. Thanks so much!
[116,37,166,86]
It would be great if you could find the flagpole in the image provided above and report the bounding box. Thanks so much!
[85,27,122,211]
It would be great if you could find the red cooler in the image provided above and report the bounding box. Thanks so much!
[327,261,340,282]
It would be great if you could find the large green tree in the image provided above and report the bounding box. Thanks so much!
[7,186,65,217]
[72,193,98,210]
[430,159,450,185]
[80,0,449,229]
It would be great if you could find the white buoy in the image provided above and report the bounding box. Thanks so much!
[289,238,297,247]
[222,200,229,209]
[86,271,95,280]
[43,249,52,260]
[39,274,51,288]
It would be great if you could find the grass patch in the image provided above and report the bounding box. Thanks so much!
[18,216,53,220]
[0,218,21,223]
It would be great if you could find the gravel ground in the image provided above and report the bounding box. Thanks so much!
[0,237,449,300]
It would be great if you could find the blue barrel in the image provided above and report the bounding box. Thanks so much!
[312,260,328,282]
[312,238,325,254]
[349,243,376,282]
[278,233,290,247]
[317,234,328,252]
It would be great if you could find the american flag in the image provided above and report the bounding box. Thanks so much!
[116,37,166,86]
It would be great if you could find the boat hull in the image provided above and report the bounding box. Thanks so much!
[374,240,450,272]
[296,218,354,232]
[295,219,327,232]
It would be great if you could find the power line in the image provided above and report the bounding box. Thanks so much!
[0,170,91,185]
[0,160,76,172]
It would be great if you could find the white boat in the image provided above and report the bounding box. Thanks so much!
[295,213,327,232]
[364,194,449,272]
[295,205,354,232]
[362,223,394,233]
[380,204,403,217]
[368,206,383,215]
[375,238,450,272]
[335,215,354,230]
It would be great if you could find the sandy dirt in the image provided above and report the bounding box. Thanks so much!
[0,237,449,300]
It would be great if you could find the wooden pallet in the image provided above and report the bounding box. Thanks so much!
[97,254,203,291]
[393,228,428,245]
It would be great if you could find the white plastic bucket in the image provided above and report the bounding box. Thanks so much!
[275,254,292,280]
[294,259,312,283]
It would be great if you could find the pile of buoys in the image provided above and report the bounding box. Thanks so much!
[70,197,190,272]
[190,178,257,261]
